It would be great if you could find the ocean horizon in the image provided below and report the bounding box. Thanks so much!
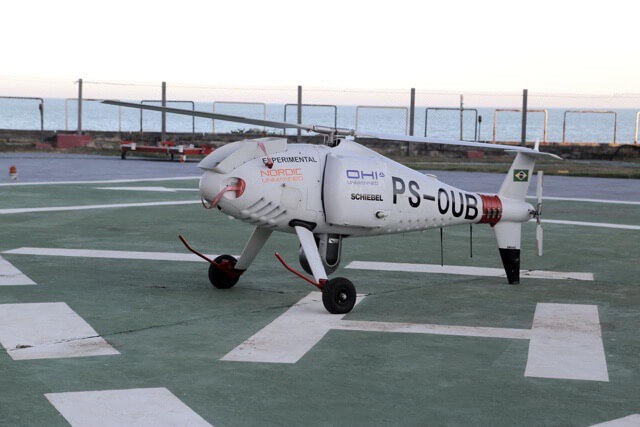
[0,97,637,144]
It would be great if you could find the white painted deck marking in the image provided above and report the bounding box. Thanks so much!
[526,195,640,206]
[45,388,212,427]
[0,176,199,186]
[3,247,219,262]
[222,293,365,363]
[0,256,36,285]
[0,200,199,215]
[0,302,119,360]
[590,414,640,426]
[335,320,531,340]
[346,261,593,281]
[96,186,198,192]
[540,219,640,230]
[223,292,608,382]
[524,303,609,382]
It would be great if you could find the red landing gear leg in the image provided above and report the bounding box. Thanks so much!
[179,226,272,290]
[178,235,242,289]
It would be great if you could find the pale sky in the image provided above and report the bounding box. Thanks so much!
[1,0,639,105]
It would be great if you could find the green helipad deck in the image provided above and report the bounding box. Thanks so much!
[1,175,638,426]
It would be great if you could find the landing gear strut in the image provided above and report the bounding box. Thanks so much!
[275,225,358,314]
[179,226,358,315]
[178,227,272,291]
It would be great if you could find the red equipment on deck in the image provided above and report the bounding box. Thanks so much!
[120,141,215,161]
[57,134,93,148]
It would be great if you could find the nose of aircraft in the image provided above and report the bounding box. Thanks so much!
[199,171,247,209]
[199,171,222,204]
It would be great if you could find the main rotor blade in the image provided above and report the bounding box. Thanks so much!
[103,100,563,159]
[102,100,314,132]
[356,131,563,159]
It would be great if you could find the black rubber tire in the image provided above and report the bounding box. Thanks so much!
[322,277,356,314]
[121,151,126,159]
[208,254,240,289]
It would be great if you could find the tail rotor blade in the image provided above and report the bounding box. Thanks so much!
[536,171,543,226]
[536,224,543,256]
[536,170,544,256]
[536,170,544,206]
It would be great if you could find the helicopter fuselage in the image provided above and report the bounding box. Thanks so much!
[198,138,533,237]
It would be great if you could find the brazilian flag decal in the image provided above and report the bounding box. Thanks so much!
[513,169,529,182]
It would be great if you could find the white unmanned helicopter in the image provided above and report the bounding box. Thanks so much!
[104,101,560,314]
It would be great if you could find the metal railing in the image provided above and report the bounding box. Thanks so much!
[0,96,44,142]
[493,109,548,143]
[5,81,640,146]
[212,101,266,135]
[562,110,617,144]
[283,103,337,135]
[355,106,408,135]
[424,107,478,141]
[141,100,195,140]
[65,98,121,133]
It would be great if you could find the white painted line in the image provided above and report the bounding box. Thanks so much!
[0,256,36,285]
[0,302,119,360]
[224,293,609,382]
[2,247,218,262]
[45,388,212,427]
[346,261,593,281]
[0,200,200,215]
[591,414,640,426]
[540,219,640,230]
[336,320,531,340]
[222,293,365,363]
[0,176,200,187]
[525,303,609,382]
[96,186,198,192]
[224,293,529,365]
[527,195,640,206]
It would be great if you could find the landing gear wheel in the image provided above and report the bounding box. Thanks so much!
[121,151,126,159]
[322,277,356,314]
[208,254,240,289]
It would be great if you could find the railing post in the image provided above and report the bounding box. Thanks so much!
[408,88,415,155]
[521,88,528,146]
[161,81,166,144]
[77,78,83,135]
[459,94,464,140]
[297,85,302,144]
[39,100,44,143]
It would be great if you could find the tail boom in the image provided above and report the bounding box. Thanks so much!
[480,152,538,284]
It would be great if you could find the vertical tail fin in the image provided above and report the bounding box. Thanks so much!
[494,153,536,284]
[498,152,535,201]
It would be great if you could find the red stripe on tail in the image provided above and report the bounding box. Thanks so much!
[478,194,503,226]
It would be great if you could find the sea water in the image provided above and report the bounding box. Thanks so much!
[0,98,637,143]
